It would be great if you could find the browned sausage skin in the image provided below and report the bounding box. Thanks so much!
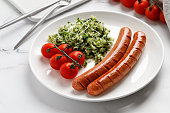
[72,27,132,90]
[87,31,146,96]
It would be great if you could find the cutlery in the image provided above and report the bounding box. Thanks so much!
[0,0,61,30]
[14,0,71,50]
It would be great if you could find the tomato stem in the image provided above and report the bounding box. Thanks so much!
[155,2,163,11]
[138,0,141,4]
[62,44,72,51]
[149,0,163,10]
[149,4,153,11]
[55,55,63,61]
[70,63,76,69]
[54,45,82,68]
[69,54,83,69]
[77,54,83,62]
[46,47,56,53]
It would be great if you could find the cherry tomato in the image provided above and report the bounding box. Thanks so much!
[68,51,85,66]
[145,5,161,20]
[41,43,58,58]
[57,44,73,55]
[134,0,149,15]
[121,0,136,8]
[60,63,79,79]
[160,11,166,24]
[50,54,67,70]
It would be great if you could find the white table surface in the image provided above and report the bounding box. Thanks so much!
[0,0,170,113]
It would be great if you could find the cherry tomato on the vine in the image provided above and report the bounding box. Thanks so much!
[121,0,136,8]
[145,5,161,20]
[134,0,149,15]
[68,51,85,66]
[41,43,58,58]
[160,11,166,24]
[57,44,73,55]
[50,54,67,70]
[60,63,79,79]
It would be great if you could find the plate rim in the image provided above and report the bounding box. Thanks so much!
[29,10,165,102]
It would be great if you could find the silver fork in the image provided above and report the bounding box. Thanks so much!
[14,0,71,50]
[0,0,61,30]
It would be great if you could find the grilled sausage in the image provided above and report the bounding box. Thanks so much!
[87,31,146,96]
[72,27,132,90]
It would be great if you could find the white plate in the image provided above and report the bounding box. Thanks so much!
[29,11,164,102]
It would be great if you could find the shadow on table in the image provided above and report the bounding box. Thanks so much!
[27,66,162,113]
[108,0,120,5]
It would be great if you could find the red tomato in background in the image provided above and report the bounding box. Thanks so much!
[57,44,73,55]
[121,0,136,8]
[160,11,166,24]
[50,54,67,70]
[41,43,58,58]
[60,63,79,79]
[145,5,161,20]
[134,0,149,15]
[68,51,85,66]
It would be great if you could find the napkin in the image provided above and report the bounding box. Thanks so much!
[8,0,91,22]
[163,0,170,30]
[31,0,91,22]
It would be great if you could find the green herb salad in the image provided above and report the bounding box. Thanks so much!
[49,17,113,65]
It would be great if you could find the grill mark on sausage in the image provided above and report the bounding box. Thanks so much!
[83,76,91,84]
[124,63,131,69]
[95,73,100,77]
[79,82,85,89]
[126,35,131,39]
[141,35,146,39]
[112,59,118,63]
[109,70,121,81]
[112,60,117,65]
[124,43,129,48]
[86,77,91,83]
[130,55,137,62]
[107,76,114,83]
[117,63,131,76]
[130,55,137,61]
[139,40,145,45]
[79,78,91,88]
[112,52,124,62]
[87,73,99,82]
[104,59,117,69]
[138,41,145,50]
[97,81,104,90]
[104,65,110,70]
[95,66,109,77]
[119,51,124,56]
[135,47,142,52]
[116,70,122,76]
